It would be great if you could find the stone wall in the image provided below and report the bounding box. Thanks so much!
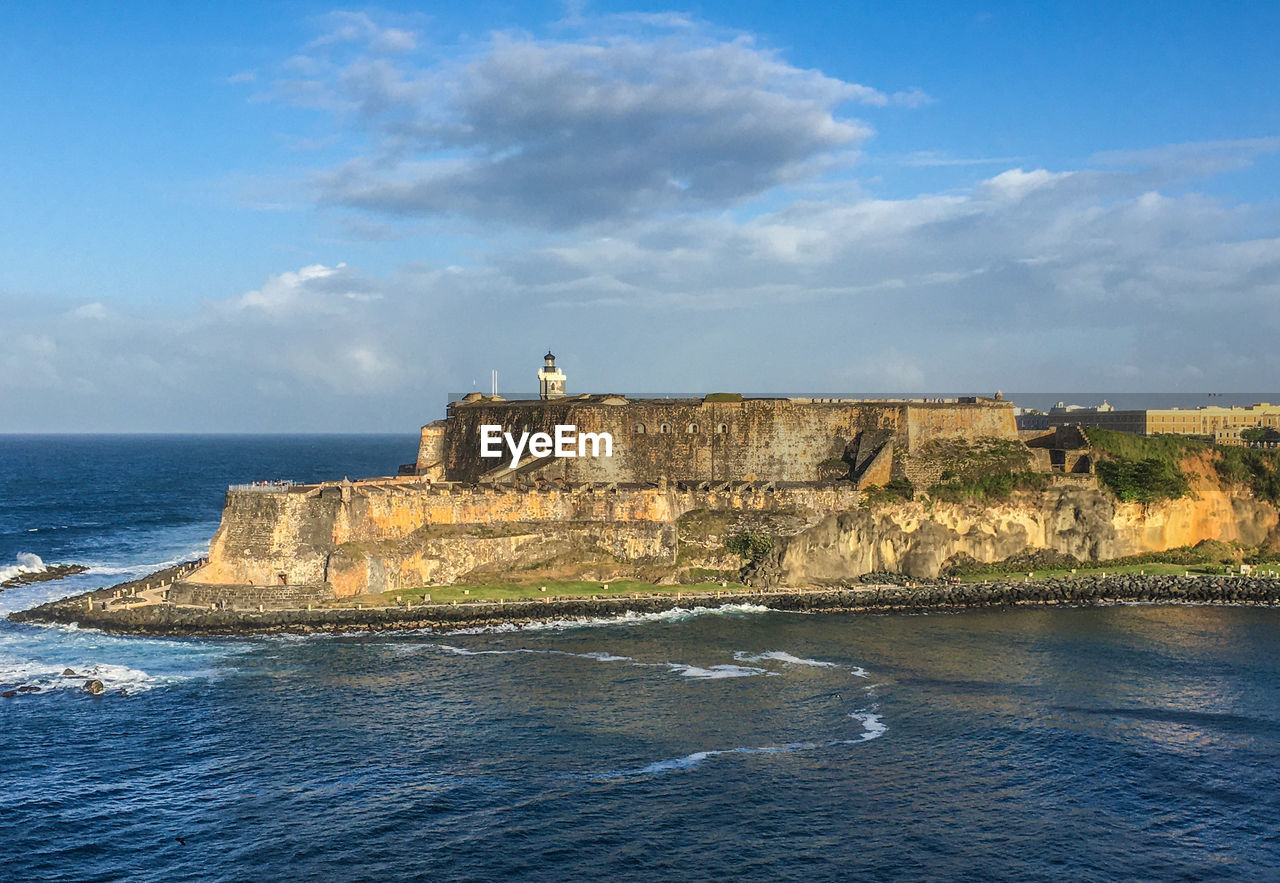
[168,581,334,610]
[437,396,1015,484]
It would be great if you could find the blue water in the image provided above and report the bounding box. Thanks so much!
[2,436,1279,881]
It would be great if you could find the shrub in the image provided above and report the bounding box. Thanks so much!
[1096,457,1189,503]
[862,477,914,504]
[1215,447,1280,503]
[724,530,775,564]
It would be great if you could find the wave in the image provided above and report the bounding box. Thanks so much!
[440,602,777,636]
[84,549,205,577]
[734,650,840,669]
[604,712,888,778]
[667,662,770,679]
[0,552,45,584]
[434,644,771,680]
[848,711,887,741]
[0,660,184,695]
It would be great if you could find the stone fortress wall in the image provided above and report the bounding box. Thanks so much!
[430,395,1018,485]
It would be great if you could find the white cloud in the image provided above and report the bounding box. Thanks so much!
[270,16,922,227]
[70,302,108,320]
[230,262,353,316]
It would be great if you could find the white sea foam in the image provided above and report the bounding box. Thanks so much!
[734,650,840,668]
[432,643,773,680]
[440,602,776,636]
[0,660,182,695]
[666,663,769,679]
[0,552,46,584]
[848,711,887,741]
[618,732,882,778]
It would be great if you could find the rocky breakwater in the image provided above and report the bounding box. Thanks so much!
[9,572,1280,637]
[8,559,206,625]
[753,480,1279,584]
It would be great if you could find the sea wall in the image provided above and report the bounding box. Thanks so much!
[15,573,1280,637]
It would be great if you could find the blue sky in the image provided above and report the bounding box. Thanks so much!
[3,1,1279,431]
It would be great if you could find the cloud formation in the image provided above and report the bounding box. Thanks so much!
[275,16,918,227]
[5,9,1279,432]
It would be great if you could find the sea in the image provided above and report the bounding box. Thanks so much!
[2,435,1279,881]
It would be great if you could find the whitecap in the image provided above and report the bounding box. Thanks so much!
[440,602,776,636]
[430,643,771,680]
[0,660,182,695]
[734,650,840,669]
[848,711,887,741]
[665,662,768,679]
[0,552,46,584]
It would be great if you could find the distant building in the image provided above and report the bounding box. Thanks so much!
[1048,401,1280,442]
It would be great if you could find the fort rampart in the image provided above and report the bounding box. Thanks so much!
[432,396,1017,484]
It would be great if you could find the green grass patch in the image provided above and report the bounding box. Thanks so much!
[1083,428,1199,503]
[1083,427,1208,462]
[924,438,1046,503]
[953,561,1229,582]
[329,578,748,607]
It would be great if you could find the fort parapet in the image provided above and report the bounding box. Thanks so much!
[421,394,1017,486]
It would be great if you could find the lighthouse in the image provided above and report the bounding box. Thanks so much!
[537,351,567,400]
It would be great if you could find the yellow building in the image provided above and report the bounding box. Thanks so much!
[1050,402,1280,443]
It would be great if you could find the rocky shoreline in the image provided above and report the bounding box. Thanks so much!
[1,563,88,590]
[8,566,1280,637]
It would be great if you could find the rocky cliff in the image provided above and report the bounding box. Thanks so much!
[754,471,1279,584]
[187,452,1279,599]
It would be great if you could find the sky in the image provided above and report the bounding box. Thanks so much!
[2,0,1279,432]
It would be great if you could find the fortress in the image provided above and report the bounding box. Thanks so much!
[177,353,1042,599]
[24,354,1280,633]
[411,352,1019,489]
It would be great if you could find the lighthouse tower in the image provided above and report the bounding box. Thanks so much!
[537,351,567,400]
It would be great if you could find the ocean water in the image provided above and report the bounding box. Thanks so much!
[2,437,1279,881]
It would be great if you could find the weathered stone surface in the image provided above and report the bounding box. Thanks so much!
[440,397,1016,484]
[83,679,104,695]
[758,480,1278,582]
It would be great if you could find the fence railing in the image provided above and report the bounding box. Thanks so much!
[228,481,298,492]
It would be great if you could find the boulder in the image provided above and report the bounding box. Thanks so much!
[62,668,77,677]
[83,679,105,695]
[1,690,16,698]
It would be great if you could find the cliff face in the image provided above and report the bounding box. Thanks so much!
[757,474,1279,584]
[191,462,1279,598]
[192,480,859,596]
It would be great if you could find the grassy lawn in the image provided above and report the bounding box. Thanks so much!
[954,561,1229,582]
[325,578,749,608]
